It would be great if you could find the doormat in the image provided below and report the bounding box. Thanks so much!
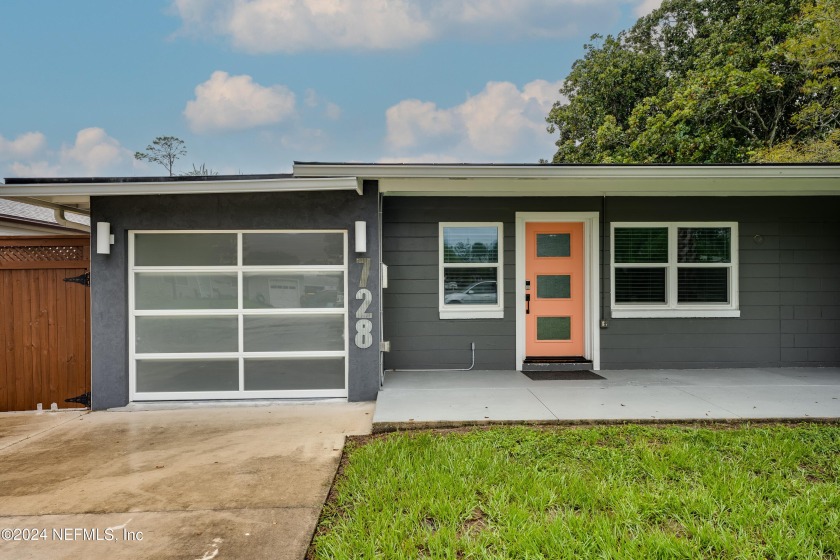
[522,371,606,381]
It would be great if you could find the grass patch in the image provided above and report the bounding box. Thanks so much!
[311,424,840,559]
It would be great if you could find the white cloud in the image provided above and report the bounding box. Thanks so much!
[3,128,133,178]
[60,128,133,175]
[385,100,456,149]
[172,0,634,52]
[184,71,297,133]
[304,89,342,119]
[8,160,60,178]
[377,154,460,164]
[634,0,662,17]
[384,79,563,162]
[0,132,46,160]
[324,102,342,120]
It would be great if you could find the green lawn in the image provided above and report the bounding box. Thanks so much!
[311,425,840,559]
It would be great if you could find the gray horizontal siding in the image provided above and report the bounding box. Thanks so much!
[382,196,840,371]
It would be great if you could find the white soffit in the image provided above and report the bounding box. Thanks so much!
[0,176,363,208]
[293,164,840,196]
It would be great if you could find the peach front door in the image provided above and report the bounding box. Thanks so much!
[525,222,585,357]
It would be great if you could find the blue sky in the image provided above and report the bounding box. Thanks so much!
[0,0,658,178]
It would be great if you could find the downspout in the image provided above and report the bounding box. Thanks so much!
[602,195,608,323]
[378,189,385,388]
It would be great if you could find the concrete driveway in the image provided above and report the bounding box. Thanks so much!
[0,403,373,560]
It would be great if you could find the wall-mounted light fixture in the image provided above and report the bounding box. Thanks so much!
[96,222,115,255]
[355,221,367,253]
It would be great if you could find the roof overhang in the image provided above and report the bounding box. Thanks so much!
[293,163,840,197]
[0,176,363,210]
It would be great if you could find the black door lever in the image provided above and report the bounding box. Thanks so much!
[525,293,530,314]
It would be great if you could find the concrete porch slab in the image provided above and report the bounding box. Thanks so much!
[372,368,840,430]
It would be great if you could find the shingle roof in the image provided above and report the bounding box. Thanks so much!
[0,199,90,227]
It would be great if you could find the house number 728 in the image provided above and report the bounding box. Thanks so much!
[355,258,373,349]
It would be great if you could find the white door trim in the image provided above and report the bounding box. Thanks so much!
[515,212,600,370]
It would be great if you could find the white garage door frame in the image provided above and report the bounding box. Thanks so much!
[128,230,349,401]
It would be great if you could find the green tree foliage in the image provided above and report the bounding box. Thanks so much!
[180,163,219,177]
[134,136,187,176]
[547,0,840,163]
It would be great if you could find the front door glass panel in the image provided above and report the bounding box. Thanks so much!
[536,275,571,299]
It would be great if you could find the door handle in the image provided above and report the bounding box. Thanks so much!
[525,293,530,314]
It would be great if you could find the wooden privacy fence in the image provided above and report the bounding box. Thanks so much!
[0,236,91,411]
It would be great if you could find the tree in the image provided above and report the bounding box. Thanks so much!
[134,136,187,176]
[754,0,840,161]
[180,163,219,177]
[547,0,839,163]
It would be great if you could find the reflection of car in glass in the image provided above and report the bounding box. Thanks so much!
[444,281,497,304]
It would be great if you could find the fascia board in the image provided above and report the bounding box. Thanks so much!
[0,177,362,198]
[375,176,840,196]
[294,163,840,181]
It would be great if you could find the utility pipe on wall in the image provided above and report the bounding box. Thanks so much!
[386,342,476,372]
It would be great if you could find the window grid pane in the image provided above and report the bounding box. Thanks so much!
[443,268,498,305]
[678,268,729,303]
[614,227,668,263]
[678,228,731,263]
[615,267,667,304]
[443,227,499,264]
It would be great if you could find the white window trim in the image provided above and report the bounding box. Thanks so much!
[128,230,349,401]
[438,222,504,319]
[610,222,739,318]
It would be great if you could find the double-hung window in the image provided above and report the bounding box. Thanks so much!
[611,222,738,318]
[439,223,504,319]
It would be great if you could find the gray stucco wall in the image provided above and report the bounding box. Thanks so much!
[90,185,380,409]
[382,196,840,370]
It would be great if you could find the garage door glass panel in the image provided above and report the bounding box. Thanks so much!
[134,234,237,266]
[135,316,239,354]
[136,360,239,392]
[135,273,238,310]
[243,233,344,266]
[243,272,344,309]
[244,315,344,352]
[244,358,345,390]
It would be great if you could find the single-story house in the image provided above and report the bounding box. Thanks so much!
[2,163,838,410]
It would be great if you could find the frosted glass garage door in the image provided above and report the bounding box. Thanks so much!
[129,231,348,400]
